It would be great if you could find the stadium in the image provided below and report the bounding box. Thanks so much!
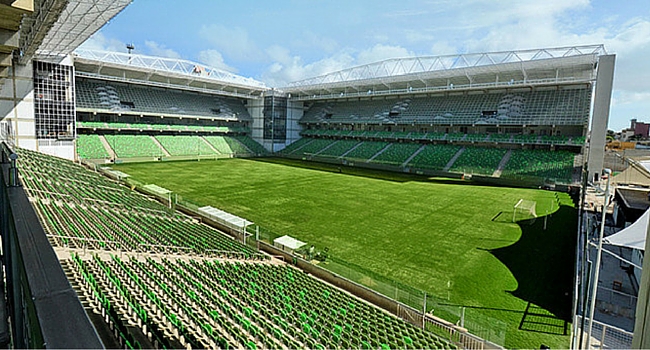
[0,1,627,349]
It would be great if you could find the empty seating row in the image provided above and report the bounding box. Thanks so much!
[371,143,421,165]
[406,145,461,171]
[76,78,252,120]
[281,137,577,183]
[204,136,251,155]
[77,134,110,159]
[104,135,163,158]
[301,89,591,126]
[279,137,314,155]
[155,135,217,156]
[78,121,247,134]
[449,147,508,175]
[234,136,267,155]
[75,135,262,159]
[17,148,261,258]
[67,254,457,350]
[300,129,582,146]
[502,149,575,182]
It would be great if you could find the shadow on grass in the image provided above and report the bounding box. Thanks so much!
[518,302,570,335]
[488,205,577,330]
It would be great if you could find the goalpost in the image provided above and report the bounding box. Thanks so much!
[513,199,537,222]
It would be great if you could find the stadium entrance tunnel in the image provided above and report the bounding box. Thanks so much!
[488,204,577,333]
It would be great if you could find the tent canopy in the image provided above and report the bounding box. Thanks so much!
[274,235,306,252]
[604,208,649,251]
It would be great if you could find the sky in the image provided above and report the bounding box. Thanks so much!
[79,0,650,131]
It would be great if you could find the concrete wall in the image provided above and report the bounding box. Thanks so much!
[588,54,616,181]
[0,61,35,150]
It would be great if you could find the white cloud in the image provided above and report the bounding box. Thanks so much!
[356,44,413,65]
[612,91,650,106]
[260,44,414,86]
[291,31,339,54]
[199,24,260,61]
[261,46,355,86]
[78,32,126,52]
[403,30,435,45]
[197,49,238,73]
[430,41,457,56]
[143,41,181,59]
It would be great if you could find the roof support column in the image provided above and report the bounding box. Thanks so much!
[587,54,615,181]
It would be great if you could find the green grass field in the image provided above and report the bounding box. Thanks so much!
[115,158,577,349]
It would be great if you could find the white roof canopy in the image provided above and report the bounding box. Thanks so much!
[281,45,605,100]
[604,208,649,251]
[74,49,267,90]
[198,206,253,231]
[26,0,132,58]
[273,235,307,251]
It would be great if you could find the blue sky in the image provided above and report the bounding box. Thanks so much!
[80,0,650,131]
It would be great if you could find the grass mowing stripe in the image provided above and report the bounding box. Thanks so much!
[115,158,576,349]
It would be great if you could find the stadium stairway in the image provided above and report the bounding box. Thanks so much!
[150,137,171,157]
[339,142,363,158]
[287,138,315,155]
[492,150,513,178]
[443,147,465,172]
[314,140,339,156]
[366,143,392,163]
[98,135,116,159]
[401,145,426,167]
[200,136,221,154]
[229,137,256,154]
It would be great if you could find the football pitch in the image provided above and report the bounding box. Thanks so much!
[114,157,577,348]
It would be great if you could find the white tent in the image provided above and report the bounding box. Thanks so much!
[273,235,306,253]
[604,208,649,251]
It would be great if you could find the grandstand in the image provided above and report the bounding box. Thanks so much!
[17,147,457,350]
[76,78,252,120]
[300,89,591,127]
[62,46,610,187]
[76,133,263,160]
[280,137,578,183]
[285,84,592,184]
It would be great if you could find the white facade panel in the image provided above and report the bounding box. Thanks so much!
[18,138,37,151]
[38,140,75,160]
[17,120,35,136]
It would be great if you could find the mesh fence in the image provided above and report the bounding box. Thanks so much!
[574,316,633,349]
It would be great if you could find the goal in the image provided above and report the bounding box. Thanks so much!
[513,199,537,222]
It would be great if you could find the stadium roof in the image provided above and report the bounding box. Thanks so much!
[22,0,132,59]
[282,45,606,101]
[74,49,269,98]
[0,0,32,81]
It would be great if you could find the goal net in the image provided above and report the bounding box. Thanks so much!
[513,199,537,222]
